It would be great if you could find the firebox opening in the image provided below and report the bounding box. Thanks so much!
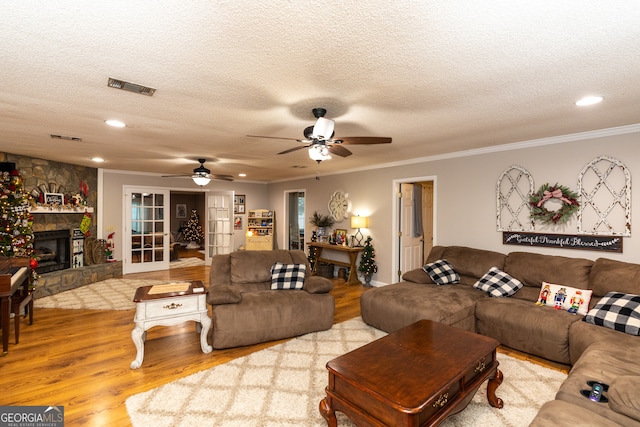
[33,230,71,273]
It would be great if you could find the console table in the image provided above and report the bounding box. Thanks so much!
[307,242,363,285]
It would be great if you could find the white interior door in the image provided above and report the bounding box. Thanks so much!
[124,187,170,274]
[422,182,434,262]
[399,183,424,277]
[206,191,234,262]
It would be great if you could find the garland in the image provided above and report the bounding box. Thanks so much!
[530,183,579,225]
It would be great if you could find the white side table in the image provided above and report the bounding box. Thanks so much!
[130,281,212,369]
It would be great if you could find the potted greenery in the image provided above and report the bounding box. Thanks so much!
[309,211,335,240]
[358,236,378,286]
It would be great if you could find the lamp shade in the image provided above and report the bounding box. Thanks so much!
[192,175,211,186]
[351,216,369,229]
[312,117,335,140]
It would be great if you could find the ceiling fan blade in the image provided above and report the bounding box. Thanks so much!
[211,174,234,182]
[277,145,309,155]
[328,145,352,157]
[161,174,191,178]
[338,136,392,145]
[247,134,301,142]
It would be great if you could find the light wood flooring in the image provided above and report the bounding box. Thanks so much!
[1,260,568,426]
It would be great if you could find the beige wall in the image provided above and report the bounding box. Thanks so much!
[97,128,638,284]
[100,171,269,260]
[267,129,640,285]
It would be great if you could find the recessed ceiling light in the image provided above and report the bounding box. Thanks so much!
[91,157,105,163]
[105,119,126,128]
[238,173,246,177]
[575,96,603,106]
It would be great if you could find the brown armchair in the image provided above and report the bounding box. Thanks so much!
[206,249,335,349]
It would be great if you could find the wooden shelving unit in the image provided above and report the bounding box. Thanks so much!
[246,209,275,250]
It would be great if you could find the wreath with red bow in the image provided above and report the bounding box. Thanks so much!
[530,183,580,225]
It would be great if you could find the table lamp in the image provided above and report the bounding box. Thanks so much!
[350,215,369,246]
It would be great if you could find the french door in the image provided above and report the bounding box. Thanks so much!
[124,186,170,274]
[205,191,234,262]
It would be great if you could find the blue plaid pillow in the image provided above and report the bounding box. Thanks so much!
[584,292,640,335]
[473,267,523,297]
[270,262,306,290]
[422,259,459,285]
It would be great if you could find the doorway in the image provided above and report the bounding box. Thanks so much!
[170,190,206,264]
[285,190,305,250]
[393,177,435,282]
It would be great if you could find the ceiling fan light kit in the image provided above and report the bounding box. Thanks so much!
[161,158,234,185]
[192,175,211,186]
[309,145,332,162]
[248,107,392,163]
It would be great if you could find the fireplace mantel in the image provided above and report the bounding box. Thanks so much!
[29,207,94,214]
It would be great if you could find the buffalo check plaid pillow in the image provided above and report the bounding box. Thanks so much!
[584,292,640,335]
[270,262,306,290]
[473,267,523,297]
[422,259,460,285]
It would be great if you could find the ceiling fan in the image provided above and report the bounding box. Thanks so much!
[247,107,392,162]
[162,158,234,186]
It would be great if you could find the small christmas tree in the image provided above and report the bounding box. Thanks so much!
[0,166,35,258]
[183,209,204,249]
[358,236,378,286]
[307,230,318,269]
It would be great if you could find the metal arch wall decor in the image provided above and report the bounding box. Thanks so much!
[496,165,535,231]
[577,156,631,236]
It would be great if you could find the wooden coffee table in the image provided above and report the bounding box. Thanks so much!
[319,320,503,426]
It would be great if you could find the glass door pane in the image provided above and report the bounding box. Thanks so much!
[206,192,234,261]
[125,188,169,274]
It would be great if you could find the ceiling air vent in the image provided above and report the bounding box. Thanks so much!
[107,77,156,96]
[50,134,82,142]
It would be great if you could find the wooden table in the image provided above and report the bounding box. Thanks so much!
[307,242,363,285]
[319,320,503,426]
[130,280,212,369]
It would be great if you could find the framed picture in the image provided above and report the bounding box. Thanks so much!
[44,192,64,205]
[234,194,246,214]
[234,216,243,230]
[335,229,347,244]
[176,204,187,219]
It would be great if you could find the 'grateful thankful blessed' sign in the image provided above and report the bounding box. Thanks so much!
[502,232,622,253]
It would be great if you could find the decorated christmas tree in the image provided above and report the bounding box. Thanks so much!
[183,209,204,248]
[358,236,378,286]
[0,165,35,258]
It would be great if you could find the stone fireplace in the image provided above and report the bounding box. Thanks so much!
[33,229,71,273]
[2,152,121,297]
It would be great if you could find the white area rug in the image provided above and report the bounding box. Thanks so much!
[171,257,206,268]
[126,318,567,427]
[34,278,168,310]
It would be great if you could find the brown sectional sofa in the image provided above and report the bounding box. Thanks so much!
[360,245,640,426]
[207,249,335,349]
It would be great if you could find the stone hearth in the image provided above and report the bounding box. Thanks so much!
[34,261,122,298]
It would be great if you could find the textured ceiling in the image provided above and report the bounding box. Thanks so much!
[1,1,639,182]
